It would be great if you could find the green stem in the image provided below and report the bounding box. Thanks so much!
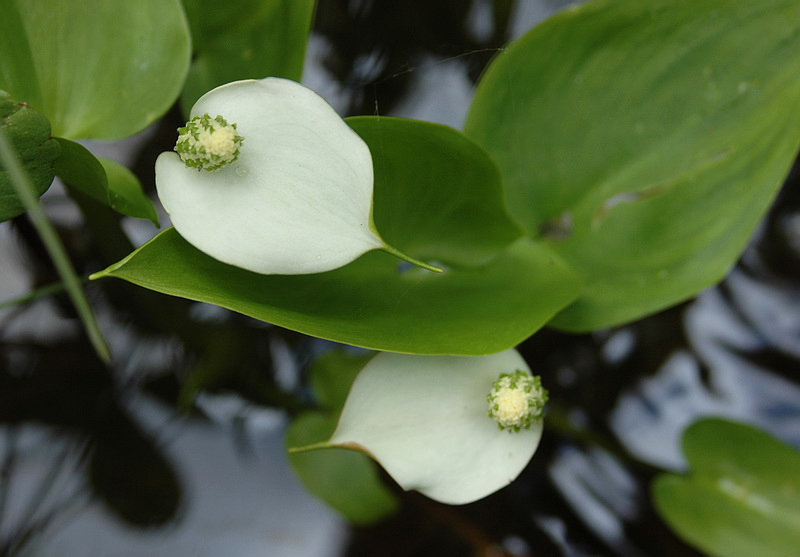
[0,128,111,364]
[0,276,91,310]
[380,243,443,273]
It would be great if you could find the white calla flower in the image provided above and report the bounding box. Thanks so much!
[156,77,438,275]
[315,349,546,505]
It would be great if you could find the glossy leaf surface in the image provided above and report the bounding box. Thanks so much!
[653,418,800,557]
[465,0,800,330]
[0,0,191,139]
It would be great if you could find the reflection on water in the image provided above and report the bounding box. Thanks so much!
[1,1,799,556]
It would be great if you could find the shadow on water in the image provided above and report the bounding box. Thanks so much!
[0,1,798,555]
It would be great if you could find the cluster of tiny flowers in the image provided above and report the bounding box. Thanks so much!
[487,370,548,433]
[175,114,244,171]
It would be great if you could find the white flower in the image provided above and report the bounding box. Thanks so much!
[155,77,438,275]
[321,349,546,505]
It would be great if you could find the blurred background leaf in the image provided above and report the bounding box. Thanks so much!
[652,418,800,557]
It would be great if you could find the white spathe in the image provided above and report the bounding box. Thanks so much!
[156,78,384,274]
[329,349,543,505]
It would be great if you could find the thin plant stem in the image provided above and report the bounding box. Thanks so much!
[0,276,91,310]
[380,243,443,273]
[0,127,110,363]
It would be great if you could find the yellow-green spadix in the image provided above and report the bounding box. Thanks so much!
[156,77,439,275]
[292,349,546,505]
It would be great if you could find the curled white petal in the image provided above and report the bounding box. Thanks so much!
[156,78,384,274]
[330,349,543,505]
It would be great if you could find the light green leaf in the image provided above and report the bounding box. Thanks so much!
[0,0,191,139]
[327,350,544,505]
[54,139,158,225]
[652,418,800,557]
[0,91,59,222]
[465,0,800,330]
[287,411,398,525]
[180,0,315,112]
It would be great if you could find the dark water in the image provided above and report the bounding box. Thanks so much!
[1,1,799,555]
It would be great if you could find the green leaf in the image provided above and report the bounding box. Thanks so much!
[180,0,316,113]
[92,117,580,354]
[465,0,800,330]
[54,139,158,225]
[309,350,373,413]
[652,418,800,557]
[92,229,576,355]
[54,139,108,200]
[99,158,159,227]
[0,0,191,139]
[349,117,523,267]
[0,91,59,223]
[286,411,398,525]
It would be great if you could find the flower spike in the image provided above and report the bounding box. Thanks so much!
[487,370,548,432]
[175,114,243,171]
